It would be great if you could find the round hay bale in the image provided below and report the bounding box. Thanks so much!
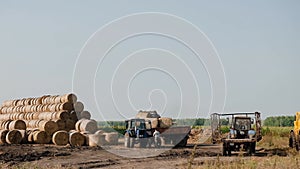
[80,111,91,120]
[18,130,27,143]
[59,102,74,112]
[0,130,9,144]
[65,119,76,131]
[39,121,58,135]
[61,93,77,103]
[94,130,104,135]
[104,132,118,145]
[33,131,50,144]
[27,129,39,143]
[69,131,85,146]
[88,133,106,147]
[74,102,84,113]
[55,111,70,120]
[158,117,173,128]
[8,120,26,130]
[52,130,69,146]
[54,119,66,130]
[79,119,97,134]
[70,111,78,121]
[6,130,22,144]
[75,119,84,131]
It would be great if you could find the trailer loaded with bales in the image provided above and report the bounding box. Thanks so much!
[124,110,191,148]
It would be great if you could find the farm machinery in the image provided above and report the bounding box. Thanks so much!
[124,110,191,148]
[211,112,262,156]
[289,112,300,150]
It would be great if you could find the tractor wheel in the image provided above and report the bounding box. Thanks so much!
[124,133,130,148]
[290,132,297,150]
[227,146,232,156]
[251,142,256,155]
[222,143,227,156]
[129,138,134,148]
[248,142,256,155]
[289,132,294,148]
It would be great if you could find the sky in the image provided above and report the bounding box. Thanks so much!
[0,1,299,120]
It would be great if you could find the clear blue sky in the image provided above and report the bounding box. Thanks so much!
[0,1,299,120]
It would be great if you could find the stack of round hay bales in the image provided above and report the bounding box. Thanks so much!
[158,117,173,128]
[0,93,101,147]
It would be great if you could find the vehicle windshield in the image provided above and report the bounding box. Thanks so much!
[234,118,251,130]
[131,120,146,130]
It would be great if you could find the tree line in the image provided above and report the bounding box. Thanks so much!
[97,116,296,127]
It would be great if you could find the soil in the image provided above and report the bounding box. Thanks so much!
[0,129,290,168]
[0,143,289,169]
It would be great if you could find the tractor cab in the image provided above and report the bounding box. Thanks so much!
[125,119,151,138]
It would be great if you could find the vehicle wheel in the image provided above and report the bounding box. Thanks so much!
[124,133,130,148]
[129,138,134,148]
[251,142,256,155]
[222,143,227,156]
[289,132,294,148]
[227,147,232,156]
[296,134,300,151]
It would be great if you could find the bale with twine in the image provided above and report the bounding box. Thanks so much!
[52,130,69,146]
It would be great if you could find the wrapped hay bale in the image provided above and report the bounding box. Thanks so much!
[104,132,118,145]
[159,118,173,128]
[87,133,106,147]
[52,130,69,146]
[6,130,22,144]
[69,131,85,146]
[0,129,9,144]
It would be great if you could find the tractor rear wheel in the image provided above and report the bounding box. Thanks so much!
[124,133,130,148]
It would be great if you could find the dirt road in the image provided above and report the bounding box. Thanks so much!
[0,143,289,169]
